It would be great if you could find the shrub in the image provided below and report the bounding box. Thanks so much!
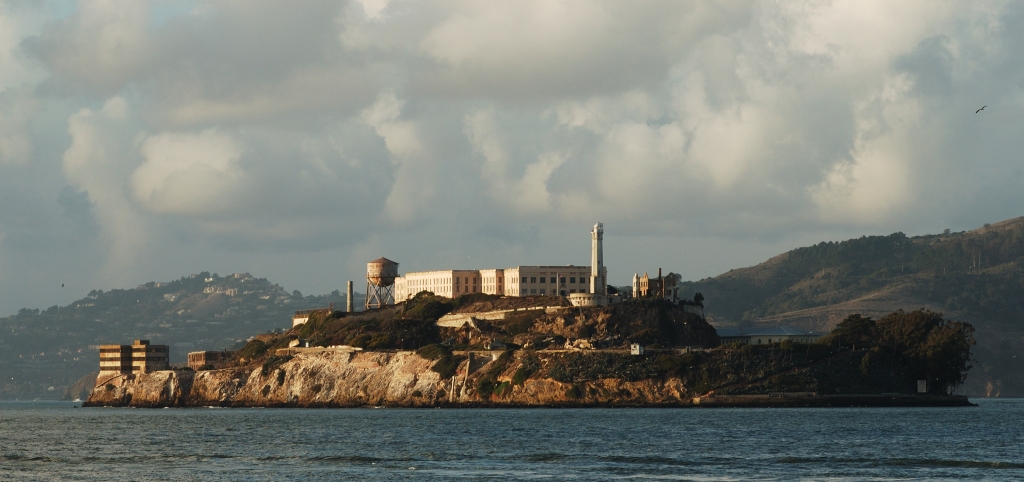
[493,381,511,397]
[548,352,660,383]
[476,378,495,398]
[416,344,451,360]
[261,355,292,376]
[239,340,269,361]
[431,355,460,379]
[512,353,540,385]
[418,344,460,379]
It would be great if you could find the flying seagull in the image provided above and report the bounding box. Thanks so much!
[976,105,986,114]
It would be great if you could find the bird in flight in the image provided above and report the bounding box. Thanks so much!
[976,105,986,114]
[61,283,64,287]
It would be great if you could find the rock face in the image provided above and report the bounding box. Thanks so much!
[85,350,697,408]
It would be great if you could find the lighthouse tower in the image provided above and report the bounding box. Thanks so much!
[569,221,610,307]
[590,222,606,296]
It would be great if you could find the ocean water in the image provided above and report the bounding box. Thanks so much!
[1,400,1022,480]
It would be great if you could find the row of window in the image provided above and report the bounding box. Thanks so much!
[520,288,585,295]
[408,277,478,285]
[518,276,588,284]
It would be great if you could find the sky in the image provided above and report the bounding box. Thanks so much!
[1,0,1023,316]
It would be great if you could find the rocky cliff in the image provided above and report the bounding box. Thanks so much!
[85,349,696,408]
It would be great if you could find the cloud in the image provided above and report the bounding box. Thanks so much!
[0,90,35,165]
[131,129,246,215]
[24,0,151,94]
[360,93,432,224]
[464,109,567,215]
[3,1,1024,316]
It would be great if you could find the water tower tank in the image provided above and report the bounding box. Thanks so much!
[367,257,399,287]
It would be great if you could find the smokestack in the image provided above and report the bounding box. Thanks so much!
[658,268,664,299]
[346,280,353,312]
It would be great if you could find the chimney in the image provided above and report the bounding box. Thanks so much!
[659,268,664,299]
[346,281,353,312]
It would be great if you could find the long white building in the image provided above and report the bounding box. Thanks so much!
[392,222,609,304]
[394,265,593,301]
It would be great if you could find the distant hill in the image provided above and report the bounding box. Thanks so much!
[0,271,361,400]
[681,216,1024,397]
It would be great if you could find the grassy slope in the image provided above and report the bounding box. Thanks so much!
[680,216,1024,396]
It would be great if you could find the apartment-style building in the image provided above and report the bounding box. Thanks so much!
[98,339,169,377]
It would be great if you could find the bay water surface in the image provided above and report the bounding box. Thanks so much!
[1,399,1022,480]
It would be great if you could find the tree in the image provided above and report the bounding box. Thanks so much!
[821,314,876,348]
[875,309,974,394]
[693,292,704,304]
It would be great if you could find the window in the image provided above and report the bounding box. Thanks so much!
[521,277,527,283]
[530,289,536,294]
[560,290,566,296]
[560,277,566,284]
[570,277,576,283]
[540,289,546,294]
[570,289,576,293]
[530,277,536,283]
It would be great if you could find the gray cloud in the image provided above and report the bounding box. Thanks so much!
[0,0,1022,316]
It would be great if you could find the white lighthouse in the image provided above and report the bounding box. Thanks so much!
[590,222,606,296]
[569,221,611,307]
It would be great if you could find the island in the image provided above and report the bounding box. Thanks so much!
[85,293,974,408]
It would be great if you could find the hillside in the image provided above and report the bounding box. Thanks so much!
[680,216,1024,397]
[0,272,360,400]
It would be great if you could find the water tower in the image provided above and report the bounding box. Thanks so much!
[365,257,398,310]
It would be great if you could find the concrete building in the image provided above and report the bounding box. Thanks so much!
[479,269,505,296]
[187,350,234,371]
[717,327,824,345]
[504,266,592,297]
[391,222,609,304]
[394,269,483,301]
[292,303,334,327]
[98,340,169,377]
[394,266,594,301]
[633,271,683,300]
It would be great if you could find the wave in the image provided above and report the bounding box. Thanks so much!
[778,456,1024,469]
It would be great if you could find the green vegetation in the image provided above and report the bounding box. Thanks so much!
[240,340,269,361]
[417,344,462,379]
[261,354,293,377]
[680,222,1024,323]
[547,352,661,383]
[511,353,540,385]
[678,217,1024,396]
[474,350,514,400]
[819,310,975,394]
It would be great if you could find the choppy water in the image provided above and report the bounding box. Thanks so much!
[1,400,1022,480]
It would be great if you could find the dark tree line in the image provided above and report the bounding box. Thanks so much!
[821,310,974,394]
